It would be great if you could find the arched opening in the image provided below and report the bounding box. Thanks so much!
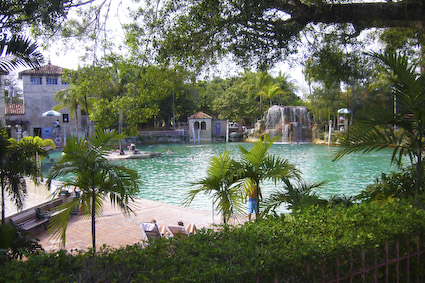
[194,121,200,130]
[201,121,206,130]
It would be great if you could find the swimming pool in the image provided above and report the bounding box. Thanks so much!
[43,143,401,212]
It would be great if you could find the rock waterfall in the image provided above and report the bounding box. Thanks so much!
[265,105,313,143]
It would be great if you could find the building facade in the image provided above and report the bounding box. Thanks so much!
[188,111,227,143]
[5,63,79,146]
[0,71,7,126]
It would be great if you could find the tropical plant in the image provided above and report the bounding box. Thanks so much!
[355,165,419,203]
[0,34,43,72]
[0,132,51,225]
[241,71,273,118]
[262,180,326,215]
[185,152,243,224]
[334,52,425,195]
[233,134,300,220]
[53,84,91,136]
[0,224,43,263]
[258,82,284,107]
[46,129,140,252]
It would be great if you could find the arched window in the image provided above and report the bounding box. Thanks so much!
[194,121,200,130]
[201,121,207,130]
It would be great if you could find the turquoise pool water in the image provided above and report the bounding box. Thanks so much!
[43,143,400,212]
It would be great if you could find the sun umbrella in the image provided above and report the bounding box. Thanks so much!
[338,108,351,114]
[41,110,61,117]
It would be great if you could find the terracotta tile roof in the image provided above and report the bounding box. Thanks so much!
[188,111,213,119]
[18,63,66,78]
[5,103,24,115]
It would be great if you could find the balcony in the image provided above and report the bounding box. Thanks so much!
[5,103,25,115]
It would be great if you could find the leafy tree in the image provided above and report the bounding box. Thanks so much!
[211,76,259,126]
[185,152,242,224]
[0,0,89,33]
[135,0,424,68]
[0,134,53,225]
[334,52,425,195]
[46,129,140,252]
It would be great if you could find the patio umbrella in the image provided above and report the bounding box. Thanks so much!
[338,108,351,114]
[41,110,61,117]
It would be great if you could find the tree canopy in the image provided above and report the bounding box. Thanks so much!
[126,0,425,69]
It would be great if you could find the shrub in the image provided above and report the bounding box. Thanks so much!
[1,201,425,282]
[356,165,419,202]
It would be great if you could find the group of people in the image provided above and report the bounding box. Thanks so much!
[147,219,197,237]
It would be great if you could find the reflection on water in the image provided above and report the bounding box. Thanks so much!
[43,143,400,212]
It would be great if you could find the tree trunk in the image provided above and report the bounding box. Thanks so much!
[417,144,423,196]
[260,95,263,119]
[1,178,5,225]
[91,189,96,253]
[75,108,79,137]
[255,184,260,222]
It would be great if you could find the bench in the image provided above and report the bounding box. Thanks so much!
[10,209,49,232]
[36,198,63,218]
[9,198,63,233]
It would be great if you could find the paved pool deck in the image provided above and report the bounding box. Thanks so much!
[6,179,248,252]
[36,197,221,252]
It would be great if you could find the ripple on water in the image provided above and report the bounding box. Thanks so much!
[43,143,401,212]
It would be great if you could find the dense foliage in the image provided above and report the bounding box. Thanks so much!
[0,133,54,225]
[356,165,421,203]
[1,201,425,281]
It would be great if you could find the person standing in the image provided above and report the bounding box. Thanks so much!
[247,184,262,221]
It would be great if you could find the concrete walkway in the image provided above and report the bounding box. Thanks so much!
[36,197,220,252]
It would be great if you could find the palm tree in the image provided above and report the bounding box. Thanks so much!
[0,34,43,72]
[334,52,425,195]
[233,134,300,220]
[54,85,84,136]
[0,133,51,225]
[258,82,284,107]
[242,71,273,118]
[184,152,243,224]
[46,129,140,252]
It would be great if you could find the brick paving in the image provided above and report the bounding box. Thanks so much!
[36,198,220,252]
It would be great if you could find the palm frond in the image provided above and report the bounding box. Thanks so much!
[0,34,44,72]
[48,199,79,247]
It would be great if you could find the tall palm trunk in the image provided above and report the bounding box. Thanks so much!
[260,95,263,119]
[75,108,79,137]
[91,189,96,253]
[1,178,5,225]
[417,142,423,195]
[256,183,260,221]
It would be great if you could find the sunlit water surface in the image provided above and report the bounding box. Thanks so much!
[43,143,400,212]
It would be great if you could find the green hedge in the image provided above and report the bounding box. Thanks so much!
[1,201,425,282]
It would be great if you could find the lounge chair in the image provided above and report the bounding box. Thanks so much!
[186,223,197,235]
[166,225,190,238]
[140,222,162,240]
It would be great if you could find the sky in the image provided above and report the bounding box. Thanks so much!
[41,0,309,97]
